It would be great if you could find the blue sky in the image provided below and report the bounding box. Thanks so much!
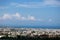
[0,0,60,27]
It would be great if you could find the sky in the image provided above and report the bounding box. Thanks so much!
[0,0,60,27]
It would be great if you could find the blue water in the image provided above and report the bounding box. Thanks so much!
[0,25,60,29]
[10,26,60,29]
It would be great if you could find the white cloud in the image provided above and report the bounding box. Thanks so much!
[44,0,60,6]
[21,17,27,20]
[27,16,36,21]
[0,0,59,9]
[0,13,54,22]
[12,13,21,17]
[11,0,60,8]
[2,14,12,20]
[12,13,21,20]
[0,13,21,20]
[0,13,53,22]
[0,13,36,21]
[11,2,44,8]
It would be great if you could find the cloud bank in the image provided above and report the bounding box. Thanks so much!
[11,0,60,8]
[0,0,60,9]
[0,13,53,22]
[0,13,36,21]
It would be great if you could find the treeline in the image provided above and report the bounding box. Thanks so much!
[0,35,60,40]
